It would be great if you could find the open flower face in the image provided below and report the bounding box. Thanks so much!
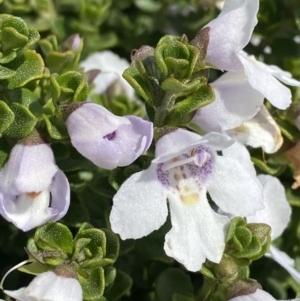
[110,129,264,271]
[4,271,83,301]
[66,103,153,170]
[0,143,70,231]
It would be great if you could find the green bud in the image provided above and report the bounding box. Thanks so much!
[50,71,89,104]
[155,35,201,79]
[226,217,272,261]
[39,34,83,73]
[34,222,74,255]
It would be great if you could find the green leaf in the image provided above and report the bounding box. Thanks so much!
[155,268,194,301]
[104,270,132,301]
[123,66,154,105]
[34,222,74,255]
[3,103,37,139]
[18,262,50,276]
[3,50,45,89]
[165,85,215,126]
[134,0,162,12]
[0,138,10,168]
[251,157,286,175]
[102,229,119,263]
[0,100,14,134]
[104,266,117,287]
[74,227,107,268]
[234,227,252,249]
[80,267,105,300]
[43,115,69,140]
[226,217,247,242]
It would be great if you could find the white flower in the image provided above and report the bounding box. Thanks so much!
[110,129,264,271]
[80,50,135,98]
[229,288,300,301]
[191,0,300,144]
[0,142,70,231]
[66,103,153,170]
[4,271,82,301]
[247,175,300,283]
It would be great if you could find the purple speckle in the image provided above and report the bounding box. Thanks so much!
[103,130,117,141]
[156,163,170,187]
[187,146,214,184]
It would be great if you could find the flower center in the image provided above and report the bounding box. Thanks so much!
[156,145,215,191]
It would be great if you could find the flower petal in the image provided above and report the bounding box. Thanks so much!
[227,105,283,153]
[154,129,233,163]
[0,189,55,231]
[4,271,82,301]
[266,245,300,283]
[67,103,153,169]
[239,54,292,109]
[51,170,70,221]
[257,64,300,87]
[247,175,291,240]
[0,144,58,194]
[112,115,153,167]
[80,50,134,98]
[164,188,229,271]
[207,156,264,216]
[222,140,256,177]
[204,0,259,70]
[110,165,168,239]
[191,71,263,132]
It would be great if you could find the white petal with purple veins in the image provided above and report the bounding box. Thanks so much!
[154,129,233,163]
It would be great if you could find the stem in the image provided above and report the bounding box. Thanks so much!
[0,260,32,290]
[154,92,176,127]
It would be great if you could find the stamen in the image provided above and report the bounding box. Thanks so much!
[0,259,32,290]
[162,157,195,171]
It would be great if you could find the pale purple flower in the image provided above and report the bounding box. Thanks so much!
[247,175,300,283]
[66,103,153,170]
[80,50,135,98]
[110,129,263,271]
[229,289,300,301]
[0,143,70,231]
[4,271,82,301]
[191,0,300,139]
